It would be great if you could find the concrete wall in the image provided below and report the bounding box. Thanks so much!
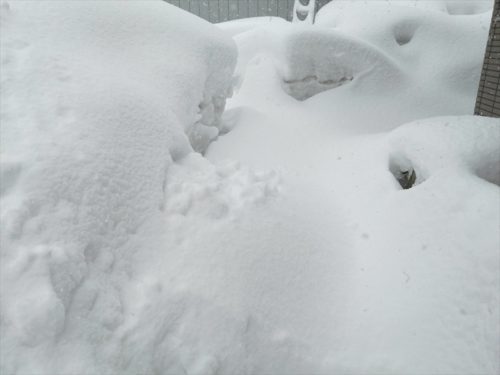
[475,0,500,117]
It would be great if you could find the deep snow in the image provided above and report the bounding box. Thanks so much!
[1,2,237,373]
[1,0,499,374]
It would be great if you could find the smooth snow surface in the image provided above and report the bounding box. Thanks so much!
[1,0,499,374]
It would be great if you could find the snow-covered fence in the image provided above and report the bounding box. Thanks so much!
[475,0,500,117]
[164,0,331,23]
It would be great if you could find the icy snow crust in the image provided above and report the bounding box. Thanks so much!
[1,0,499,374]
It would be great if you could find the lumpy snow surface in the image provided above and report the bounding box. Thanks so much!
[1,1,499,374]
[1,2,237,373]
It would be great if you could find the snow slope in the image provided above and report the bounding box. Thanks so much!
[1,0,499,374]
[224,0,492,133]
[207,1,499,373]
[0,2,238,373]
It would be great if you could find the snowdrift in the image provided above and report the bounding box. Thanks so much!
[1,0,499,374]
[0,1,237,373]
[389,116,500,187]
[206,1,499,373]
[223,0,492,131]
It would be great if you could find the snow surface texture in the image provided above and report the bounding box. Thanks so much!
[0,1,239,373]
[1,0,499,374]
[209,1,499,373]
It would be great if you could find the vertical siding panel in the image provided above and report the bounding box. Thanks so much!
[260,0,269,16]
[268,0,278,16]
[228,0,239,20]
[164,0,326,22]
[287,0,295,20]
[208,0,219,22]
[219,0,229,22]
[191,0,201,17]
[277,0,287,19]
[237,0,248,18]
[475,0,500,117]
[248,0,258,17]
[179,0,190,13]
[199,0,210,21]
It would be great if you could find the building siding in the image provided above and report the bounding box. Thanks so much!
[164,0,296,22]
[164,0,332,23]
[475,0,500,117]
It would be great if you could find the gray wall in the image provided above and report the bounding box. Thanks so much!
[164,0,332,23]
[475,0,500,117]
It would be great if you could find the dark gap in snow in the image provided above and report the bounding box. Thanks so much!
[397,169,417,189]
[389,155,417,189]
[393,21,419,46]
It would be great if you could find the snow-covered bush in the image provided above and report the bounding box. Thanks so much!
[389,116,500,187]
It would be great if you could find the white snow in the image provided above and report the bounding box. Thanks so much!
[1,1,237,373]
[1,0,499,374]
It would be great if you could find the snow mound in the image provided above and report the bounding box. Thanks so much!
[2,0,499,373]
[312,1,491,112]
[0,1,237,373]
[314,0,491,95]
[282,28,402,100]
[389,116,500,187]
[208,109,500,373]
[222,0,491,132]
[211,3,499,369]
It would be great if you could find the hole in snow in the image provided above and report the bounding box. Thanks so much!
[389,154,417,189]
[396,169,416,189]
[393,21,419,46]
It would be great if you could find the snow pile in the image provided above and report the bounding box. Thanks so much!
[223,0,492,131]
[2,0,499,374]
[0,1,238,373]
[314,0,491,100]
[206,1,499,372]
[389,116,500,186]
[209,110,500,374]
